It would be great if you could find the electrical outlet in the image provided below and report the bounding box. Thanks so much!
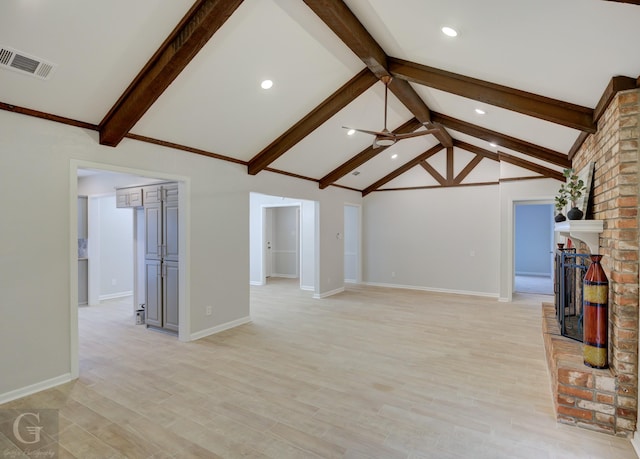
[111,278,117,286]
[391,271,396,278]
[205,306,212,316]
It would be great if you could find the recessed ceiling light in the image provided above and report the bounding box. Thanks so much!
[475,108,486,115]
[352,171,360,176]
[489,142,498,148]
[441,26,458,37]
[347,129,356,136]
[260,79,273,89]
[391,153,398,159]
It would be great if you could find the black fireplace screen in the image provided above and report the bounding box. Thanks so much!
[554,247,589,342]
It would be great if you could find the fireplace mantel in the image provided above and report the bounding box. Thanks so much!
[554,220,604,254]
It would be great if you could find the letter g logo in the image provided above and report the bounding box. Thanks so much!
[12,412,43,444]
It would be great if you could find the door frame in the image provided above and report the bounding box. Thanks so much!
[512,199,555,296]
[69,159,191,380]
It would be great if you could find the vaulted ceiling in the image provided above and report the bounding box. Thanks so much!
[1,0,639,195]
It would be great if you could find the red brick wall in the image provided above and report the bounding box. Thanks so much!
[570,88,640,435]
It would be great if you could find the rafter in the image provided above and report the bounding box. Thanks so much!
[99,0,244,147]
[498,152,565,182]
[389,57,595,133]
[419,161,446,185]
[593,75,637,123]
[453,140,499,161]
[318,118,423,189]
[362,144,444,196]
[431,112,570,168]
[303,0,452,147]
[453,155,484,185]
[248,69,378,175]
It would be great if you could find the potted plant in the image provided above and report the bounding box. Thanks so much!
[554,186,568,222]
[562,168,586,220]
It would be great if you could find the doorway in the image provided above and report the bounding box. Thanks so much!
[513,202,554,295]
[70,160,190,379]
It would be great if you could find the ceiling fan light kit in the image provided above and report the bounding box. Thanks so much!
[343,75,437,148]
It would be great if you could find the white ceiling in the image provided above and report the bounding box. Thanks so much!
[1,0,639,192]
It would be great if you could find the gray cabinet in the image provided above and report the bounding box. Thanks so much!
[143,183,179,333]
[116,186,143,208]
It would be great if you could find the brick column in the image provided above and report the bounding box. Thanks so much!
[571,88,640,435]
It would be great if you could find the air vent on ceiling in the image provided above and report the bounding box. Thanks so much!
[0,46,56,80]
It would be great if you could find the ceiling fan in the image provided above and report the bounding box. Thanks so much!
[343,75,438,148]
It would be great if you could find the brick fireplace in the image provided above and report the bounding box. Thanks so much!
[543,87,639,437]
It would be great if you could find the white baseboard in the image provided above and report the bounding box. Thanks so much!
[99,291,133,301]
[190,316,251,341]
[362,281,499,299]
[631,433,640,459]
[344,279,358,284]
[313,287,345,299]
[300,285,314,291]
[249,280,264,286]
[0,373,73,405]
[271,273,297,279]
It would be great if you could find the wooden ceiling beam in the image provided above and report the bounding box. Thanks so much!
[419,161,446,186]
[593,75,637,123]
[568,131,590,161]
[99,0,244,147]
[453,155,484,185]
[446,147,454,185]
[453,140,499,161]
[362,144,444,196]
[499,151,565,182]
[389,57,595,133]
[303,0,452,147]
[431,112,570,168]
[318,118,423,188]
[248,69,378,175]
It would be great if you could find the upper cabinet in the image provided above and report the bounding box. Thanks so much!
[116,186,143,208]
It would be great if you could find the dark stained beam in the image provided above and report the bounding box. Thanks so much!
[0,101,98,131]
[453,155,484,185]
[593,76,637,123]
[499,151,565,182]
[248,69,378,175]
[419,161,446,185]
[318,118,423,188]
[302,0,387,76]
[99,0,244,147]
[453,140,499,161]
[302,0,452,147]
[388,78,453,147]
[446,147,454,185]
[604,1,640,4]
[568,131,590,161]
[362,144,444,196]
[389,57,595,133]
[431,112,570,168]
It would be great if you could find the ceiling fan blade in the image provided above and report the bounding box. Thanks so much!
[392,129,440,140]
[343,126,389,137]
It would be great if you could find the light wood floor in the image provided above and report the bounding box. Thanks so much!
[1,279,636,458]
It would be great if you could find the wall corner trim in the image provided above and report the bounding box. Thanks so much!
[313,287,345,299]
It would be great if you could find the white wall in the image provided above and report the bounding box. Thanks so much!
[363,186,500,296]
[98,195,134,298]
[0,110,359,400]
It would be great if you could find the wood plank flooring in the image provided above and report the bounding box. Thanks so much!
[1,278,636,458]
